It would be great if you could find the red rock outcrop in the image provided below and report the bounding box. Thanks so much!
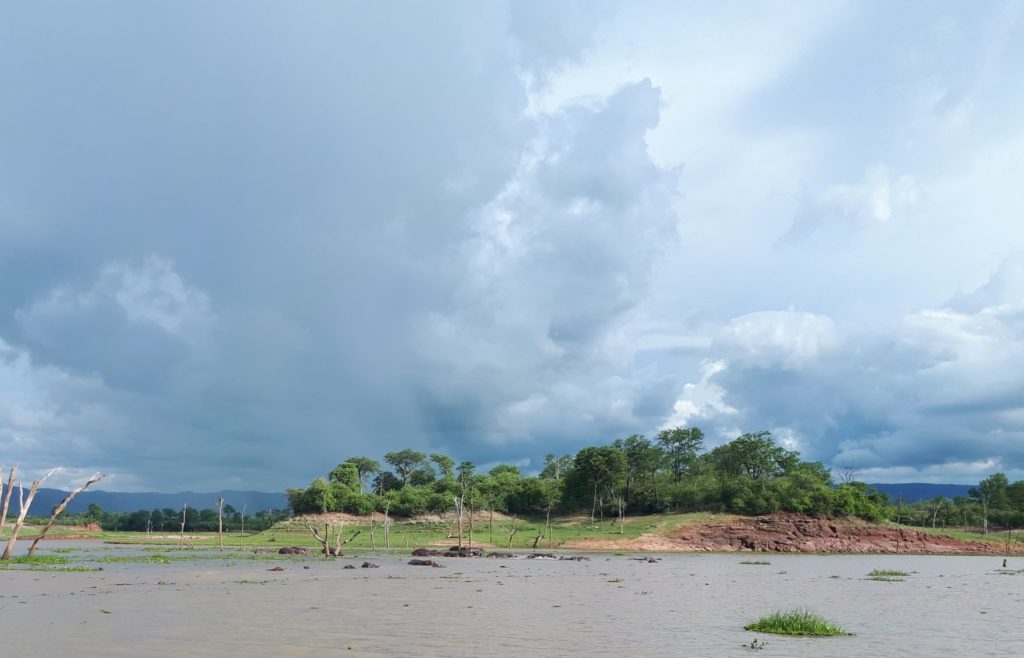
[671,513,1018,554]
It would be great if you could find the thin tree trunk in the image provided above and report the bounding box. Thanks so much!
[217,497,224,551]
[507,515,517,549]
[28,473,104,556]
[2,470,55,560]
[179,504,187,549]
[239,504,247,551]
[467,493,473,550]
[453,494,464,549]
[0,465,16,540]
[545,503,552,548]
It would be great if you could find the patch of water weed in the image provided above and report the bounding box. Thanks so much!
[744,609,850,636]
[867,569,909,582]
[995,568,1024,575]
[96,554,172,564]
[739,560,771,565]
[5,555,70,565]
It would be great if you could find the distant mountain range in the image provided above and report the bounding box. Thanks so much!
[867,483,975,503]
[19,489,289,514]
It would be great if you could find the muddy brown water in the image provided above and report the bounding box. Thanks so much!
[2,542,1020,657]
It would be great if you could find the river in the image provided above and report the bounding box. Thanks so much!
[2,542,1019,656]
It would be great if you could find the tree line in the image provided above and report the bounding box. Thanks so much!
[893,473,1024,534]
[286,428,893,522]
[35,504,291,533]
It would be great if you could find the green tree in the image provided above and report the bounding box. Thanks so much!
[343,457,381,493]
[657,427,704,482]
[708,431,798,481]
[971,472,1010,534]
[540,454,574,480]
[567,446,627,524]
[328,462,361,491]
[430,453,456,481]
[613,434,665,505]
[306,477,336,514]
[384,450,428,487]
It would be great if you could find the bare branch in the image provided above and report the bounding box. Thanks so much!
[28,473,105,556]
[2,469,55,559]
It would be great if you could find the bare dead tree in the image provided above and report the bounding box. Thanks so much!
[452,494,465,549]
[217,497,225,551]
[239,504,247,550]
[2,469,55,560]
[179,504,187,549]
[467,489,474,550]
[0,465,16,540]
[383,499,391,550]
[836,461,860,484]
[306,521,361,556]
[507,514,517,549]
[28,473,104,557]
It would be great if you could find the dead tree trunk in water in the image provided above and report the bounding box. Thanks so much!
[179,504,187,549]
[28,473,104,557]
[453,494,465,549]
[0,465,16,541]
[217,497,224,551]
[307,522,361,556]
[507,515,517,549]
[2,469,55,560]
[239,504,247,551]
[545,502,553,548]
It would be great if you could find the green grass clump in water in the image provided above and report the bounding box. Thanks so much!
[744,610,849,636]
[867,569,909,581]
[4,555,71,565]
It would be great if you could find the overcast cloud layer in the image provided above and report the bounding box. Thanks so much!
[2,1,1023,490]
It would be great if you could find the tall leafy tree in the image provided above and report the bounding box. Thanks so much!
[343,457,381,493]
[657,427,704,482]
[708,431,798,481]
[384,449,428,487]
[970,472,1009,534]
[430,453,456,481]
[540,454,574,479]
[613,435,664,502]
[328,462,361,491]
[567,446,627,523]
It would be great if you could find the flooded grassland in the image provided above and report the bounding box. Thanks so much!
[2,542,1021,657]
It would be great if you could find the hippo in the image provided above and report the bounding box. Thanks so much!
[278,546,310,555]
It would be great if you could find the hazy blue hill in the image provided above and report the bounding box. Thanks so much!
[868,482,975,503]
[23,489,288,514]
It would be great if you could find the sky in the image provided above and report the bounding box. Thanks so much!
[2,1,1023,491]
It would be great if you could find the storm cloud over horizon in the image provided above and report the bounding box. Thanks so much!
[2,1,1024,491]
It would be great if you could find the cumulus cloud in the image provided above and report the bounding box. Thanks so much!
[662,262,1024,482]
[1,2,1022,490]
